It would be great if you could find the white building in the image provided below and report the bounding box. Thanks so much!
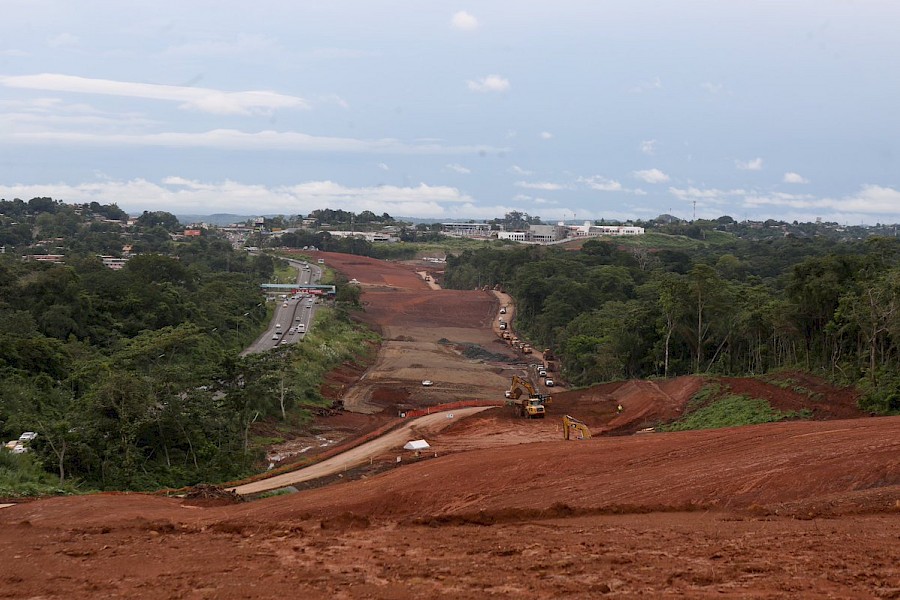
[441,223,493,237]
[568,221,645,237]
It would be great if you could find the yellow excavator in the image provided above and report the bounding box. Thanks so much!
[506,375,550,418]
[562,415,591,440]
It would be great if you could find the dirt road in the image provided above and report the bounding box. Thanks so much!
[231,406,495,495]
[1,251,897,599]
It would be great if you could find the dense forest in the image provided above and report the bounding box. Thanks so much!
[444,233,900,415]
[0,199,374,494]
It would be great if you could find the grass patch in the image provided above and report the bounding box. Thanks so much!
[0,452,83,498]
[661,384,811,432]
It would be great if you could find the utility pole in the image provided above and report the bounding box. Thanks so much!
[692,200,697,221]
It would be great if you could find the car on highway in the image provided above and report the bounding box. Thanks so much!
[421,380,434,387]
[272,333,279,340]
[298,323,305,332]
[545,379,555,387]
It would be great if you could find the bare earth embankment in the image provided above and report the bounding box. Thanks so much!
[1,251,897,599]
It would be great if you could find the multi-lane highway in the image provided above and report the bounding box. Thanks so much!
[241,259,324,355]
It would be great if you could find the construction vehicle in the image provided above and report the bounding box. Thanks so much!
[543,348,559,373]
[506,375,551,418]
[562,415,591,440]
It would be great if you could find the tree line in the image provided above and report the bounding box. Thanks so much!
[443,233,900,414]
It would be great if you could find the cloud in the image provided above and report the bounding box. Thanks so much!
[5,127,504,155]
[467,74,510,93]
[532,197,557,205]
[445,163,471,174]
[783,172,809,184]
[735,157,764,171]
[451,11,479,31]
[0,177,476,217]
[578,176,623,192]
[669,186,746,204]
[700,82,725,95]
[639,139,657,155]
[630,76,662,93]
[744,185,900,215]
[0,73,310,115]
[632,168,670,184]
[515,181,567,191]
[1,49,29,57]
[47,33,80,48]
[539,131,553,140]
[161,34,281,59]
[377,162,390,171]
[509,165,532,176]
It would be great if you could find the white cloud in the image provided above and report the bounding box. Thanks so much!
[630,76,662,93]
[161,34,281,59]
[783,172,809,184]
[532,197,557,205]
[445,163,471,174]
[539,131,553,140]
[578,176,622,192]
[509,165,532,176]
[700,81,725,95]
[451,11,479,31]
[735,157,764,171]
[632,168,670,184]
[5,127,503,155]
[377,162,390,171]
[1,49,29,57]
[0,178,476,217]
[744,185,900,215]
[0,73,310,115]
[467,74,510,93]
[669,186,746,204]
[639,139,657,155]
[47,33,79,48]
[515,181,567,191]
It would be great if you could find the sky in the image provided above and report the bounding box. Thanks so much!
[1,1,899,224]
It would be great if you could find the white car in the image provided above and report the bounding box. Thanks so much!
[545,379,555,387]
[421,380,434,387]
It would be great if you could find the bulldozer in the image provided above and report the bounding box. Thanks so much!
[506,375,550,418]
[562,415,591,440]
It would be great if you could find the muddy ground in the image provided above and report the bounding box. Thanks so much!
[1,251,898,599]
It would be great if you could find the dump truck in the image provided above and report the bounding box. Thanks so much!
[506,375,551,418]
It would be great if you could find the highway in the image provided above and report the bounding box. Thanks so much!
[241,258,324,355]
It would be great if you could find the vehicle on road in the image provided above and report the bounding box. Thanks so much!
[272,334,279,340]
[545,379,555,387]
[298,323,305,332]
[421,380,434,387]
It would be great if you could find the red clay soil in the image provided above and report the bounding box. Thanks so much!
[720,371,865,419]
[2,252,898,599]
[2,417,897,599]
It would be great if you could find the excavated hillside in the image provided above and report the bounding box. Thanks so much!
[1,251,897,599]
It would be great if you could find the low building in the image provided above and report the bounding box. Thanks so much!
[99,255,129,270]
[441,223,493,237]
[568,221,645,237]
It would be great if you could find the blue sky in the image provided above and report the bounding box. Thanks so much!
[2,1,899,223]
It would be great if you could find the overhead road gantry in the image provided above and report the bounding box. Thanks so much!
[260,283,336,298]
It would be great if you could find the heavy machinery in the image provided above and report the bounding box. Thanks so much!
[507,375,551,418]
[543,348,559,373]
[563,415,591,440]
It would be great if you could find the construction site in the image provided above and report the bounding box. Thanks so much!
[1,251,898,599]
